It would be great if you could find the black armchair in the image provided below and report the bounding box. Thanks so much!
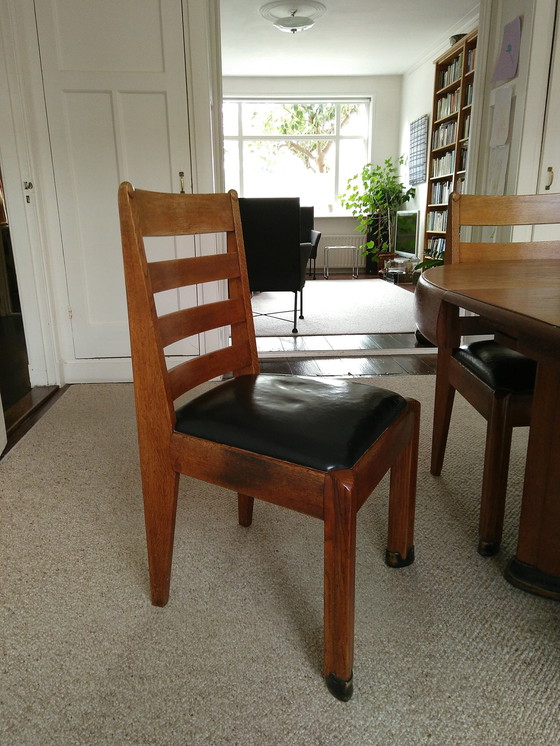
[300,206,321,279]
[239,197,312,333]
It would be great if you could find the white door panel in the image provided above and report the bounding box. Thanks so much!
[34,0,198,359]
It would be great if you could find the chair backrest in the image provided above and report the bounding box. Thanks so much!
[299,206,314,242]
[238,197,304,292]
[446,192,560,264]
[118,183,259,431]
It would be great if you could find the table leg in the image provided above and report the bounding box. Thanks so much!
[504,360,560,600]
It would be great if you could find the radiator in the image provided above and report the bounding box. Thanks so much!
[317,235,366,269]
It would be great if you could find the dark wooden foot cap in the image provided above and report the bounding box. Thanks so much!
[325,672,353,701]
[385,546,415,568]
[478,538,500,556]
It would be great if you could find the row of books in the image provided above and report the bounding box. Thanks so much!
[437,52,463,90]
[466,47,476,73]
[432,121,456,150]
[426,237,446,257]
[463,113,471,139]
[436,90,461,119]
[431,150,456,178]
[430,179,453,205]
[426,210,448,232]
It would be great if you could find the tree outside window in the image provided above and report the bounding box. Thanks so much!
[223,100,370,214]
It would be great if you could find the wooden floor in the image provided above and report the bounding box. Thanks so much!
[256,331,436,376]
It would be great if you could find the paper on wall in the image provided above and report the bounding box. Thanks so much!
[489,86,513,147]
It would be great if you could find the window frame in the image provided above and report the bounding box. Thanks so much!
[222,97,372,215]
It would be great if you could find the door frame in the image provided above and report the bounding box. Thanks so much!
[0,0,60,387]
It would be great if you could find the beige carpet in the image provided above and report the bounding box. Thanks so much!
[1,379,559,745]
[252,279,416,336]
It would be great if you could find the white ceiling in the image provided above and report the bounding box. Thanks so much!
[220,0,480,77]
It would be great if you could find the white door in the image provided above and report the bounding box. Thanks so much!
[33,0,198,359]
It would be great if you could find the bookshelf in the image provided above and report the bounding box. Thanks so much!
[424,29,478,261]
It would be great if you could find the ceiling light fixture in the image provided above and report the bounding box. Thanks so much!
[260,1,326,35]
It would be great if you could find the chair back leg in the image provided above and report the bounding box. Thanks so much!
[478,399,513,555]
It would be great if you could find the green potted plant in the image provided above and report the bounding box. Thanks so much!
[339,155,415,271]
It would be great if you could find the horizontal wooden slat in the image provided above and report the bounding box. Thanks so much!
[159,298,245,348]
[168,343,253,400]
[133,189,237,236]
[149,253,240,293]
[457,241,560,263]
[453,192,560,225]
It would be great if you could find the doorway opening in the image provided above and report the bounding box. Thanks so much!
[0,171,31,411]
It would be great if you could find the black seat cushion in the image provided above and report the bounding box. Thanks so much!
[454,340,537,393]
[174,374,408,472]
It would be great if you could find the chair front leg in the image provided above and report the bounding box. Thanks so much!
[323,473,357,701]
[431,352,456,476]
[478,395,512,555]
[140,460,180,607]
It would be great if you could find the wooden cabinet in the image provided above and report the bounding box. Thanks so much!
[424,30,478,260]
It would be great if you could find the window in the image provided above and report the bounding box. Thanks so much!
[223,99,371,215]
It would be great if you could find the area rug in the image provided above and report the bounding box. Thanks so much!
[1,379,558,745]
[252,279,416,336]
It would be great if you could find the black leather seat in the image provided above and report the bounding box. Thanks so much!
[454,341,537,393]
[175,374,408,471]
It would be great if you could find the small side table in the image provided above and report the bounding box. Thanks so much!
[323,245,359,279]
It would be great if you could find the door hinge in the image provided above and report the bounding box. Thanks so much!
[68,306,73,319]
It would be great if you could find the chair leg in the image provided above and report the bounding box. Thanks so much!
[323,474,357,701]
[431,376,456,477]
[141,464,180,607]
[292,291,298,334]
[386,401,419,568]
[478,397,512,556]
[238,493,254,527]
[299,288,304,319]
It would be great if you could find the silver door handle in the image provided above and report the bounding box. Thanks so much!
[545,166,554,191]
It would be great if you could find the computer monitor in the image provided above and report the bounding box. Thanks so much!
[394,210,419,257]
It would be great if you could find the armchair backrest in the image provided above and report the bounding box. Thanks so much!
[299,206,314,242]
[238,197,307,292]
[446,192,560,264]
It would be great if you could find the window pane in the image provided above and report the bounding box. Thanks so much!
[223,141,240,193]
[338,138,369,197]
[222,102,238,136]
[340,103,369,135]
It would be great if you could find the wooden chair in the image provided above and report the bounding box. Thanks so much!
[429,192,560,555]
[118,182,420,701]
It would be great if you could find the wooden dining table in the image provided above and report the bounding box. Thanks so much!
[420,259,560,600]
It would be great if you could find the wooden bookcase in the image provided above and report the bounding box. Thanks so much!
[424,29,478,260]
